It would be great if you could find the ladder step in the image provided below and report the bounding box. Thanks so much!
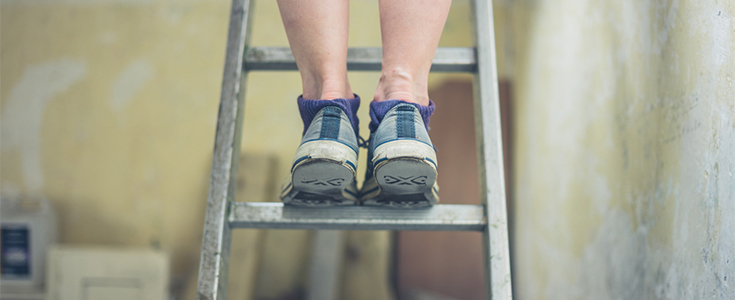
[244,47,477,72]
[229,202,485,231]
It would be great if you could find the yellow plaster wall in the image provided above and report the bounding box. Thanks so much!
[1,0,232,282]
[1,0,482,298]
[511,0,735,299]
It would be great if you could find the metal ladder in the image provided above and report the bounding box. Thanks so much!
[196,0,512,299]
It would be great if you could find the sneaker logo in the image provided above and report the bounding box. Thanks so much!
[383,175,427,185]
[301,178,345,186]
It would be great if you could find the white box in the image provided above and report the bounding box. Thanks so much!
[45,246,169,300]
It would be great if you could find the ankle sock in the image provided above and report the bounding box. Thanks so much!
[369,99,435,133]
[297,95,361,137]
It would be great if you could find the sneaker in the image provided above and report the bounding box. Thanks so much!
[280,105,360,206]
[360,102,439,208]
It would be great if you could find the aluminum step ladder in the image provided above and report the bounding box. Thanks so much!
[196,0,512,299]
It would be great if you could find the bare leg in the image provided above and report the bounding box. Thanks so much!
[375,0,452,106]
[277,0,353,100]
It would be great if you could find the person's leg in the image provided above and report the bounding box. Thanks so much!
[374,0,452,105]
[278,0,360,206]
[277,0,353,100]
[360,1,451,207]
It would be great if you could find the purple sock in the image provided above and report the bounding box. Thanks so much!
[297,94,360,136]
[369,99,435,133]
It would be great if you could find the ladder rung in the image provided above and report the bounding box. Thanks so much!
[244,47,477,72]
[229,202,486,231]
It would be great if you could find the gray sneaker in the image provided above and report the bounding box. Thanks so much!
[359,103,439,208]
[280,106,359,206]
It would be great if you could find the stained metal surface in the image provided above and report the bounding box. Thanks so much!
[471,0,514,299]
[244,47,477,72]
[228,202,486,231]
[196,0,253,299]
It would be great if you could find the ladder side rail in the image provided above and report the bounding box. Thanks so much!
[196,0,253,299]
[471,0,513,299]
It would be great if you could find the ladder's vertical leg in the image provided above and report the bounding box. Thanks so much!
[471,0,513,299]
[306,230,345,300]
[197,0,254,299]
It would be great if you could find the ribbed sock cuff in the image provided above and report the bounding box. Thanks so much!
[368,99,435,133]
[297,95,361,136]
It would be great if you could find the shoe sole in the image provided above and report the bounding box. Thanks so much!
[362,157,439,208]
[281,158,358,207]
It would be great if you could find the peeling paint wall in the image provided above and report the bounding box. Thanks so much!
[511,0,735,299]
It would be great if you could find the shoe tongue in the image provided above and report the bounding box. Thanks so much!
[368,100,435,133]
[297,95,361,136]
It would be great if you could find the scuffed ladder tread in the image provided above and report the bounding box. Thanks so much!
[228,202,486,231]
[244,47,477,72]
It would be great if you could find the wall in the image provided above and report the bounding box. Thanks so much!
[1,0,232,287]
[511,0,735,299]
[0,0,479,299]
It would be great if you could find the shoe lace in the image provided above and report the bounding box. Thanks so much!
[358,136,369,149]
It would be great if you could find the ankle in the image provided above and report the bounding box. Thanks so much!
[302,76,353,100]
[374,70,429,106]
[320,89,353,100]
[319,78,353,99]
